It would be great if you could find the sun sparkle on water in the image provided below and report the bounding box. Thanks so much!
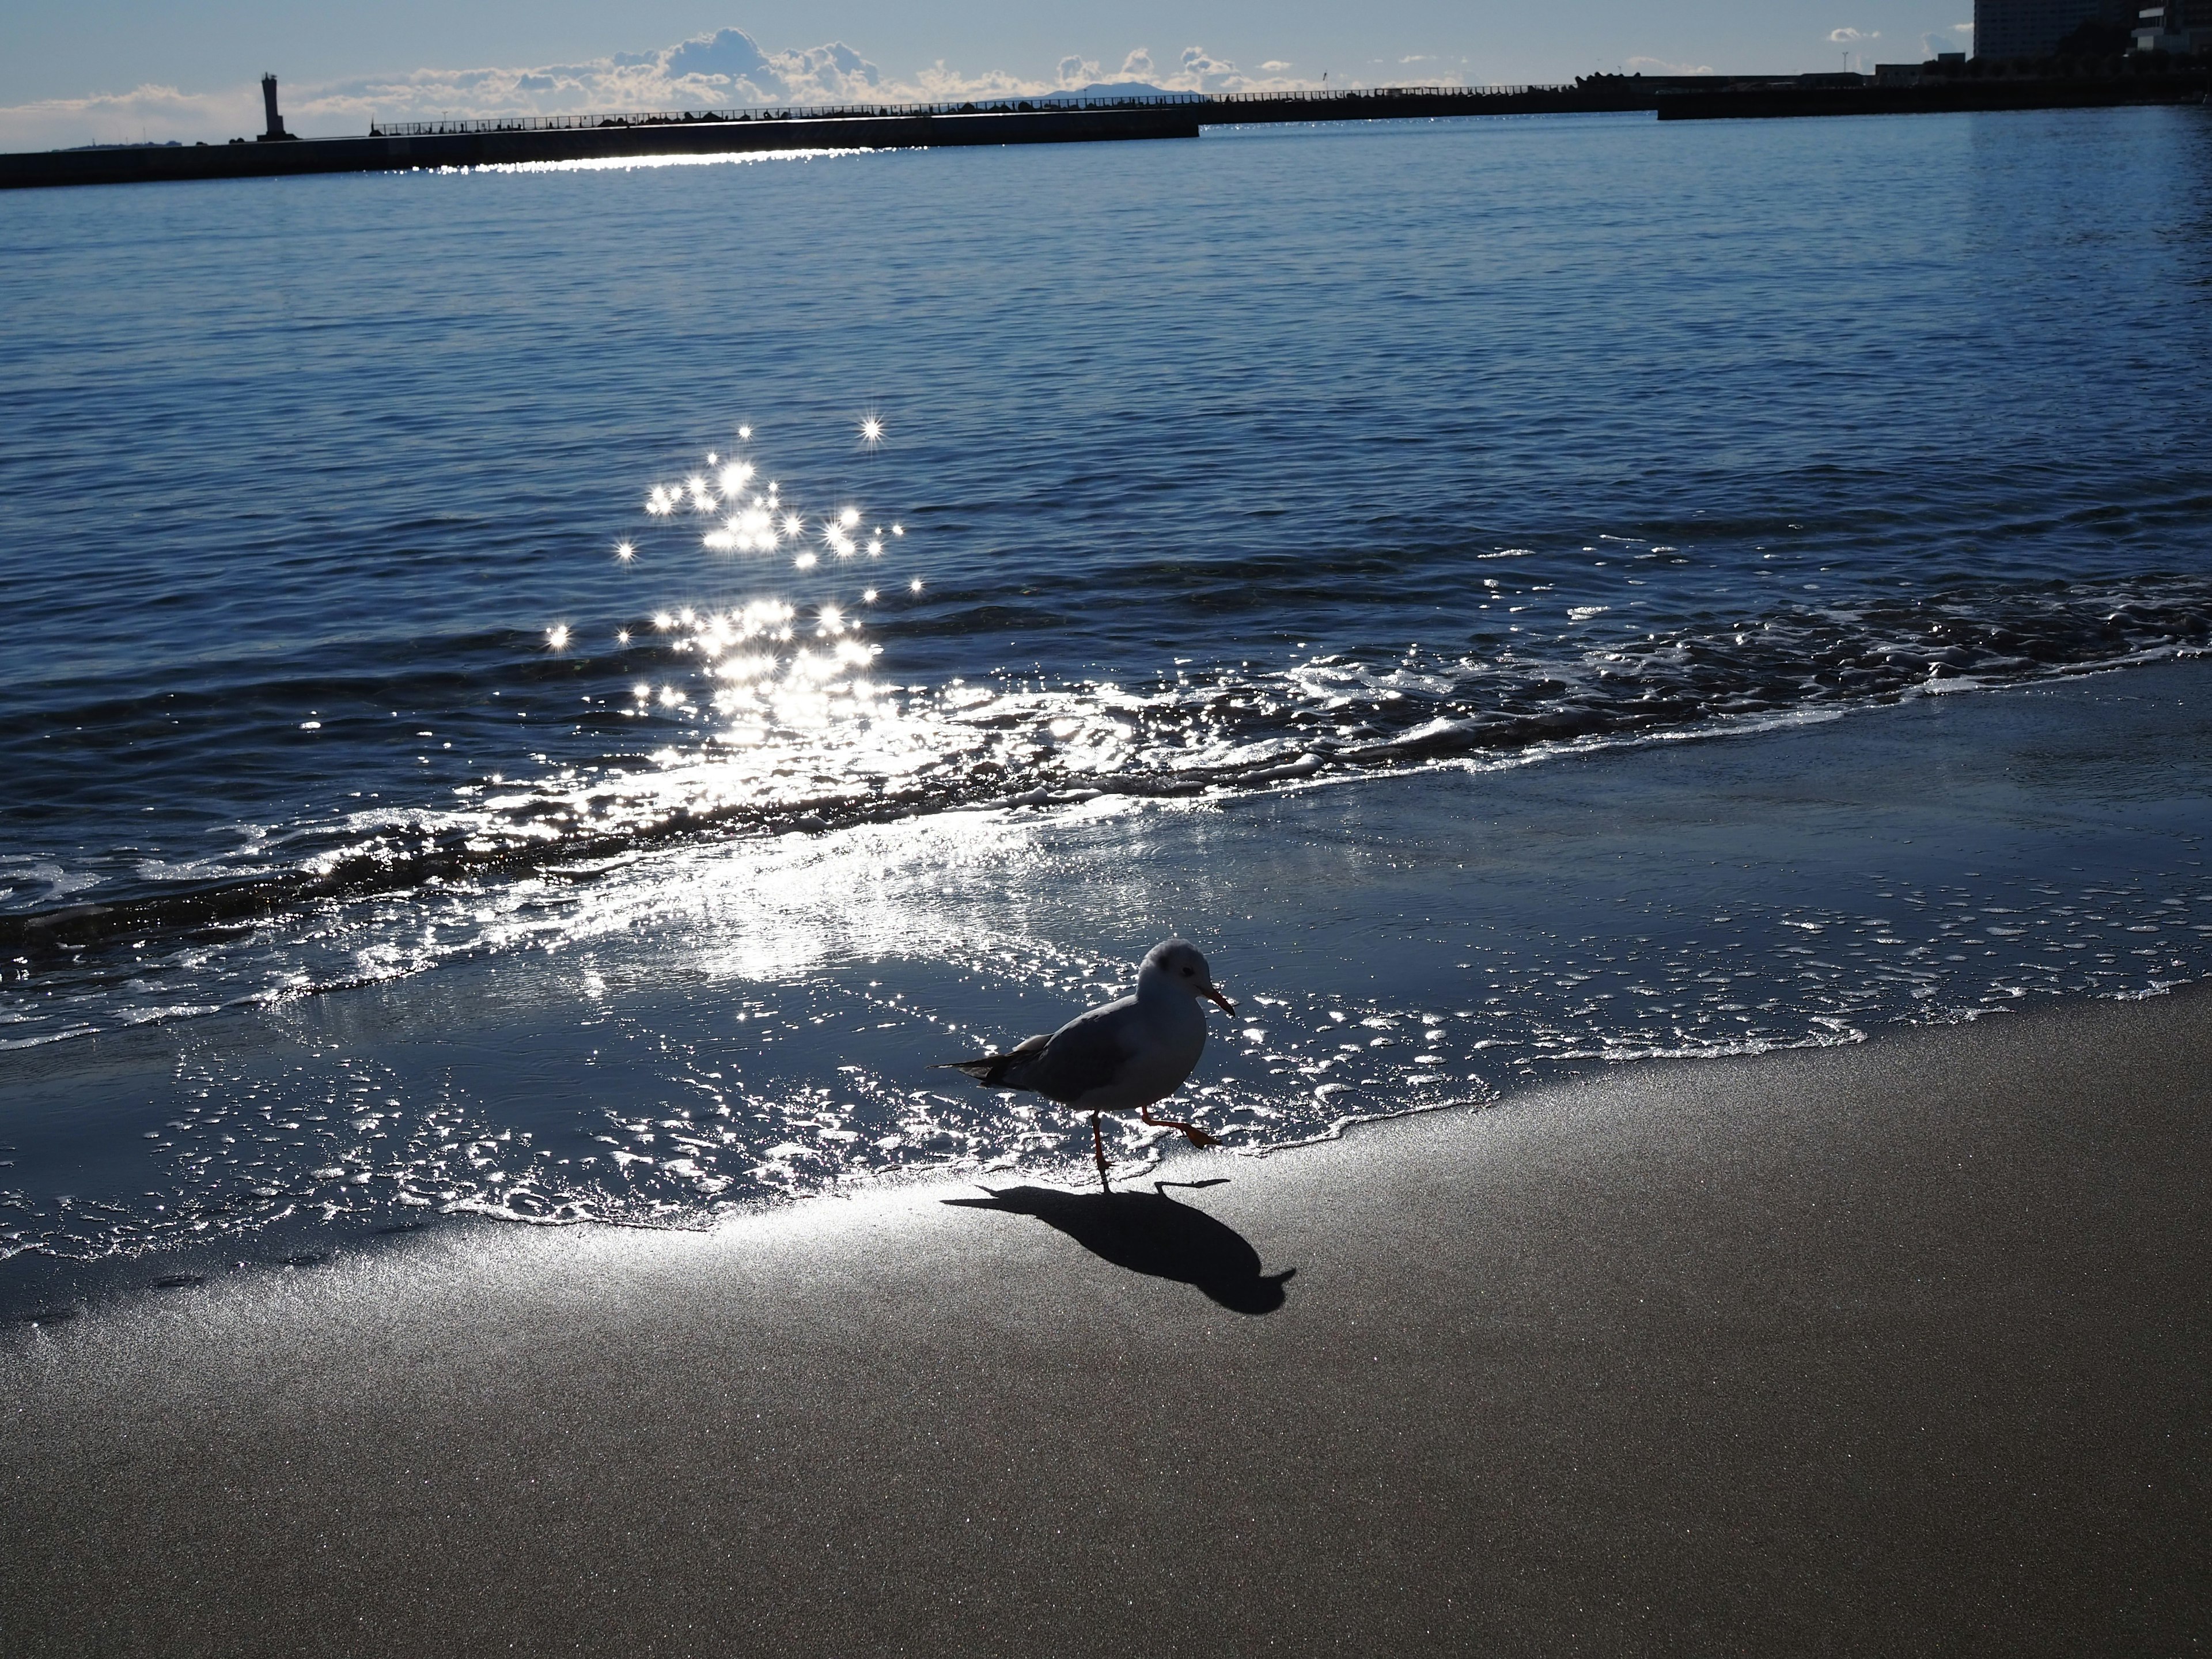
[488,416,990,819]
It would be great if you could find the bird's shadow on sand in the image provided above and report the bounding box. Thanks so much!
[944,1179,1295,1315]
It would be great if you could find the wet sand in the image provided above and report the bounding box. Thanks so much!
[5,989,2210,1656]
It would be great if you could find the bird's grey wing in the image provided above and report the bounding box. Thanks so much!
[1016,998,1139,1105]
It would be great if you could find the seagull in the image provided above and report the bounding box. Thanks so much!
[944,939,1238,1192]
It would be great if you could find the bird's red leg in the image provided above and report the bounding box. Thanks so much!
[1139,1105,1223,1149]
[1091,1112,1112,1194]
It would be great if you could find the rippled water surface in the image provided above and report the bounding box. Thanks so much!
[2,107,2209,1289]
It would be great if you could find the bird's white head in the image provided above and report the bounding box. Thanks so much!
[1141,938,1237,1017]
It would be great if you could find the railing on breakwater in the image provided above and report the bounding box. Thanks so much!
[367,85,1571,139]
[1207,84,1560,103]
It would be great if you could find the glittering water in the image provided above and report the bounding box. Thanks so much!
[1,109,2209,1286]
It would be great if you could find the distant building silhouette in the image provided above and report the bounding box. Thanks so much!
[2130,0,2212,51]
[1973,0,2134,57]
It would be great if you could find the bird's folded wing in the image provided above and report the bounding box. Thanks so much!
[1022,1001,1139,1104]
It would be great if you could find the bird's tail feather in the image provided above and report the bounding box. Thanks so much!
[939,1032,1050,1089]
[941,1055,1012,1085]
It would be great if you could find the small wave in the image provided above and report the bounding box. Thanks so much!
[3,575,2207,972]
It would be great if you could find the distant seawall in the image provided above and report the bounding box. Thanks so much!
[0,104,1200,191]
[9,74,2207,190]
[1658,69,2211,121]
[0,86,1660,192]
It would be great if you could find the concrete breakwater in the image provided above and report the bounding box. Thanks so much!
[2,85,1666,192]
[0,103,1201,191]
[16,71,2202,189]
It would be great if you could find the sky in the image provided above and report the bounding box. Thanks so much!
[2,2,1979,149]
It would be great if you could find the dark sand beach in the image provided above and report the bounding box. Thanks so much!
[6,987,2207,1656]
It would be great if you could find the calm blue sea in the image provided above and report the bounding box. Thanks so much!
[2,108,2209,1293]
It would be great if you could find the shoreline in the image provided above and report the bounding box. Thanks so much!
[6,986,2210,1653]
[3,656,2206,1310]
[1,644,2193,1036]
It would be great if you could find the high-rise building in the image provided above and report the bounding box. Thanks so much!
[2131,0,2212,51]
[1972,0,2133,57]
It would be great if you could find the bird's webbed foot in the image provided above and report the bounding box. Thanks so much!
[1139,1106,1222,1149]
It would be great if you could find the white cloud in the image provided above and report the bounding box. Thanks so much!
[1827,27,1881,44]
[662,29,774,85]
[1174,46,1240,89]
[1100,45,1328,93]
[0,26,1321,150]
[0,82,262,150]
[1625,55,1718,75]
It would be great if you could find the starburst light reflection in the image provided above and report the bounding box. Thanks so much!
[453,421,967,835]
[339,415,1322,880]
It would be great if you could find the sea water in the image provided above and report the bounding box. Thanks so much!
[2,108,2208,1300]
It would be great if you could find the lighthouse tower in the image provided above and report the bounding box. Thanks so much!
[256,73,297,142]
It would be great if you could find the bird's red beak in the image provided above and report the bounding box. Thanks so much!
[1206,986,1238,1017]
